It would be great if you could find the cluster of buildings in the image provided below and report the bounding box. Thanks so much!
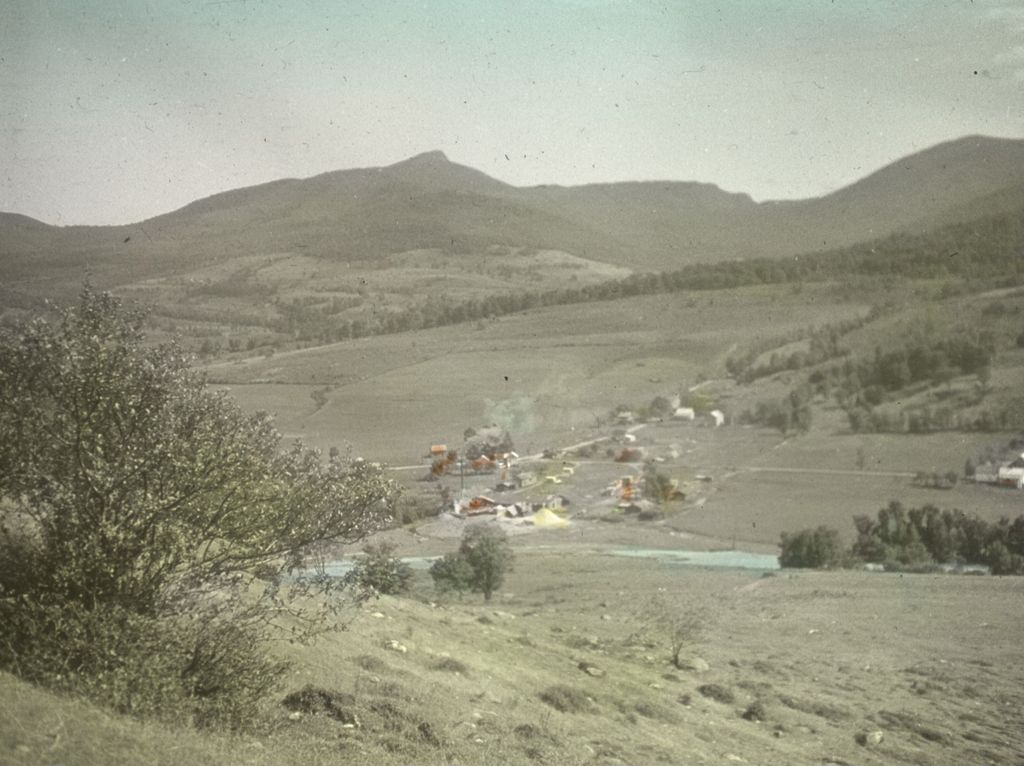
[973,453,1024,489]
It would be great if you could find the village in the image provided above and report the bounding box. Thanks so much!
[399,383,1024,558]
[415,399,733,536]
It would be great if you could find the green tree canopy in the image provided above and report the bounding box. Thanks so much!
[0,287,397,726]
[430,524,514,601]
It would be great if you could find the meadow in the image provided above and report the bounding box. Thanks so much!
[4,551,1022,766]
[206,284,873,464]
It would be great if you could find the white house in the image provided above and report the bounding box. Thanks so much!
[997,453,1024,489]
[673,407,696,421]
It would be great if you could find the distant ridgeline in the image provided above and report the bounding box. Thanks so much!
[276,207,1024,344]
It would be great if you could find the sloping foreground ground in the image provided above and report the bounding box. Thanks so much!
[3,552,1022,766]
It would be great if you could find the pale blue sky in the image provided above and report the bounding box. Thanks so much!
[2,0,1022,225]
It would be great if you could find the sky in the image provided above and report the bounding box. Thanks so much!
[1,0,1022,226]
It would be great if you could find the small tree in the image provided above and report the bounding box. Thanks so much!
[0,288,397,727]
[430,525,513,601]
[460,525,514,601]
[343,542,414,596]
[634,594,710,669]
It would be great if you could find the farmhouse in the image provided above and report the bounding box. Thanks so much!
[470,455,495,473]
[973,453,1024,489]
[457,495,499,515]
[997,453,1024,489]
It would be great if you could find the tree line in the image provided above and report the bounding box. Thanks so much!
[780,501,1024,575]
[251,206,1023,347]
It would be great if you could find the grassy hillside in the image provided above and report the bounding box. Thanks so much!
[4,553,1023,766]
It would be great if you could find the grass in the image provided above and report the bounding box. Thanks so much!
[5,553,1024,766]
[205,283,870,464]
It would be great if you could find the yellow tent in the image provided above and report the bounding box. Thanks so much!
[531,507,570,528]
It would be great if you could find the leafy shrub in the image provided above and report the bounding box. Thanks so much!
[0,598,285,728]
[0,288,396,728]
[343,542,414,596]
[429,552,474,596]
[778,526,843,568]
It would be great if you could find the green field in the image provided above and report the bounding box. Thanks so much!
[207,284,873,464]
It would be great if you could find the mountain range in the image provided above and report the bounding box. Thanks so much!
[2,135,1023,304]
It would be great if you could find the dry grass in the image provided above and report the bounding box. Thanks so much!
[5,553,1023,766]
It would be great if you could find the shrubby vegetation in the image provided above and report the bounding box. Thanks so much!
[742,316,1020,435]
[724,314,875,384]
[0,288,397,728]
[744,387,814,434]
[342,542,414,597]
[780,501,1024,574]
[778,527,844,569]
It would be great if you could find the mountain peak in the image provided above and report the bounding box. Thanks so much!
[392,150,451,167]
[383,150,511,192]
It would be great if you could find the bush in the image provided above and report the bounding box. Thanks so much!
[697,684,735,704]
[539,685,595,713]
[281,685,357,722]
[430,525,514,601]
[429,552,474,596]
[2,596,286,729]
[343,542,414,596]
[779,526,843,568]
[742,700,767,722]
[0,288,397,728]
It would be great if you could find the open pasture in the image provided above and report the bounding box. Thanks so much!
[209,285,870,464]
